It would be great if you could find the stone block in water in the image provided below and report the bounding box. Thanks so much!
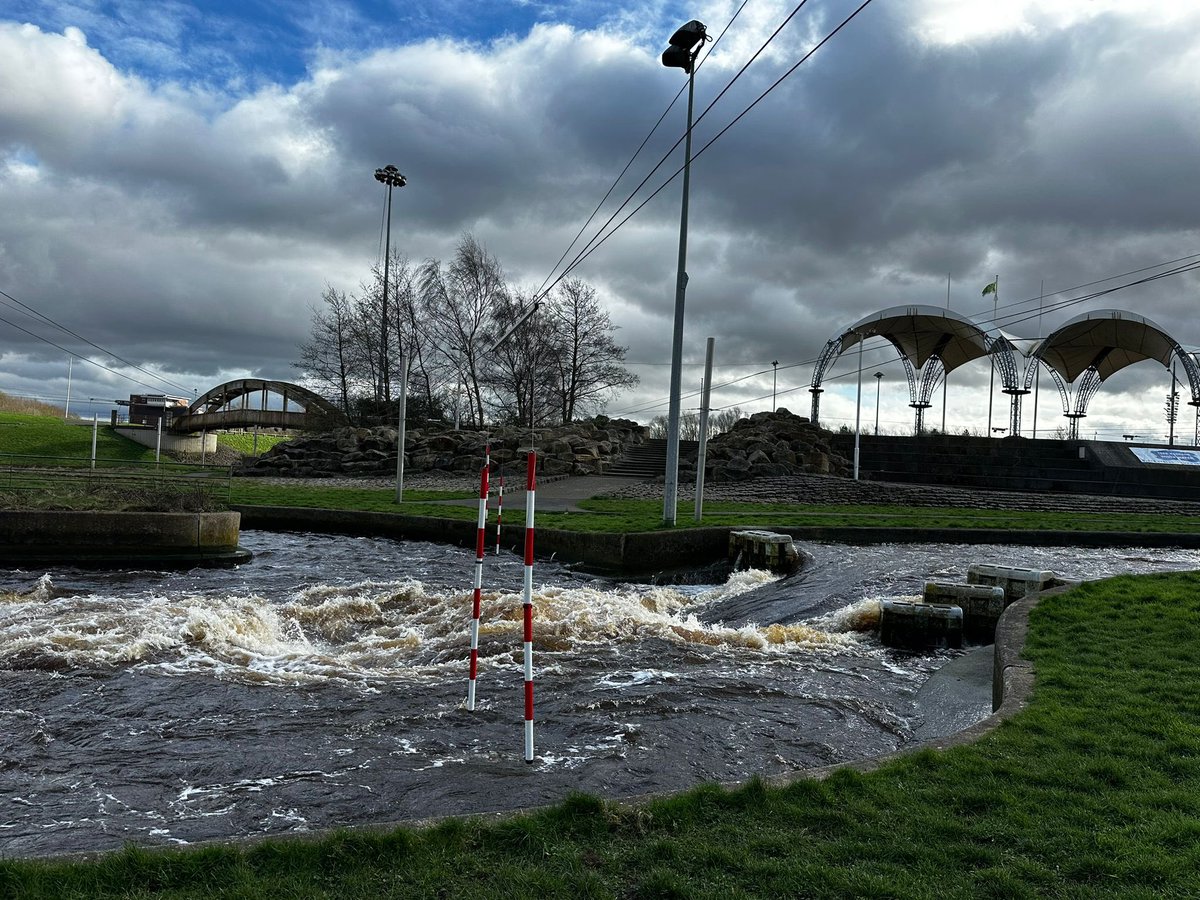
[728,529,802,574]
[924,582,1007,642]
[880,600,963,650]
[966,564,1057,601]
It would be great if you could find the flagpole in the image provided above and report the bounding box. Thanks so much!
[985,275,998,437]
[1033,280,1043,438]
[943,273,949,432]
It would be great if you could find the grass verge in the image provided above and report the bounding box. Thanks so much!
[229,481,1200,535]
[0,413,157,464]
[3,572,1199,897]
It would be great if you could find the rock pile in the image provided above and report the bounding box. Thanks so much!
[237,416,644,479]
[683,408,850,482]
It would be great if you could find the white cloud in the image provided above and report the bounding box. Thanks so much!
[0,4,1199,439]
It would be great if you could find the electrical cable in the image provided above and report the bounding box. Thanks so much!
[0,310,188,396]
[610,253,1200,419]
[0,288,194,395]
[538,0,876,302]
[531,3,751,300]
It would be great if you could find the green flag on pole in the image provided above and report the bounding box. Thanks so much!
[982,279,998,296]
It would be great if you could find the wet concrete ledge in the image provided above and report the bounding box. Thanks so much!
[0,510,250,569]
[234,504,1200,579]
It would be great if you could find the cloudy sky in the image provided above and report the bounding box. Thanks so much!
[2,0,1199,440]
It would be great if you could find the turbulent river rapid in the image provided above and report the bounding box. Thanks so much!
[3,530,1199,856]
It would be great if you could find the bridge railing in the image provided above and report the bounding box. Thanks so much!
[0,454,234,510]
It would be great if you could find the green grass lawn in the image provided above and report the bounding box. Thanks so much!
[228,481,1200,535]
[0,412,157,464]
[4,572,1199,897]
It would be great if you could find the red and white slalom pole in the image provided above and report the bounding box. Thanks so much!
[466,461,490,711]
[494,476,504,556]
[522,450,536,763]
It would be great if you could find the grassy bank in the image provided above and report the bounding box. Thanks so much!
[229,480,1200,535]
[0,412,156,463]
[3,572,1198,897]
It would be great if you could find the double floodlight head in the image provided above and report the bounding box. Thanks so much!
[374,164,407,188]
[661,20,707,74]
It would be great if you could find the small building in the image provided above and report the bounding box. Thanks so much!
[124,394,190,427]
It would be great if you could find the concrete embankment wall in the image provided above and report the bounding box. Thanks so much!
[0,510,246,567]
[113,426,218,454]
[233,505,1200,578]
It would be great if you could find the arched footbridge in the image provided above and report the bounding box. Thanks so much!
[169,379,345,433]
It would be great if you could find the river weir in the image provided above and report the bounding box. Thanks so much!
[2,531,1199,856]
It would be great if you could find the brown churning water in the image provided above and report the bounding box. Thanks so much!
[1,532,1196,856]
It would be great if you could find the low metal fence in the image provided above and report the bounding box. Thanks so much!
[0,455,234,508]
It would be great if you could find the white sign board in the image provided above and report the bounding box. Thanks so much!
[1130,447,1200,466]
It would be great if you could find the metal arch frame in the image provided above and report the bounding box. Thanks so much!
[915,357,943,407]
[188,379,341,417]
[808,337,842,424]
[1166,341,1200,407]
[911,356,943,434]
[808,331,919,429]
[989,336,1021,393]
[1072,367,1104,419]
[989,336,1029,436]
[1046,367,1071,416]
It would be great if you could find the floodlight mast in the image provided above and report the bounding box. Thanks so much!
[660,18,708,527]
[373,164,408,501]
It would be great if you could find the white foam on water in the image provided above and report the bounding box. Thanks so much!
[0,567,869,687]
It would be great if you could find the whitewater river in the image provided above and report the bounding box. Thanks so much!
[2,531,1198,856]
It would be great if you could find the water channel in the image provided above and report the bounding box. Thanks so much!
[2,531,1198,856]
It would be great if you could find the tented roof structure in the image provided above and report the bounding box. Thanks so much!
[1034,309,1184,383]
[840,305,991,374]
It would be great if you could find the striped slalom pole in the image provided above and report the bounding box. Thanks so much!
[494,476,504,555]
[466,461,490,711]
[522,450,536,763]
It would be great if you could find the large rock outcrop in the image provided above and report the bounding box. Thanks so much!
[237,417,644,479]
[682,408,850,482]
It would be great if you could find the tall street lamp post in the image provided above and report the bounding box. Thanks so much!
[772,360,779,411]
[374,164,407,407]
[661,18,708,527]
[374,164,408,501]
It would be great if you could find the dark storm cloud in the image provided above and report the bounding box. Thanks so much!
[0,2,1197,437]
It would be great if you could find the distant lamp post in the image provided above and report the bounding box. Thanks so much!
[873,372,884,435]
[771,360,779,411]
[374,164,407,407]
[373,163,409,501]
[661,18,708,527]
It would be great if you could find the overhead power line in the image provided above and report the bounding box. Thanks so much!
[610,253,1200,419]
[534,0,842,304]
[0,287,193,395]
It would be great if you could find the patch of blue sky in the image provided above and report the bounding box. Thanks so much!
[5,0,667,89]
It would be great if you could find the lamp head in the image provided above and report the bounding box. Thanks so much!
[661,19,707,73]
[668,20,707,50]
[374,164,407,188]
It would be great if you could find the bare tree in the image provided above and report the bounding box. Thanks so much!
[294,286,362,422]
[485,289,559,426]
[382,252,451,422]
[419,234,508,427]
[708,406,744,437]
[544,278,639,424]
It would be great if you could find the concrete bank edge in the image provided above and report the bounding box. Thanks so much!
[233,504,1200,579]
[0,510,248,568]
